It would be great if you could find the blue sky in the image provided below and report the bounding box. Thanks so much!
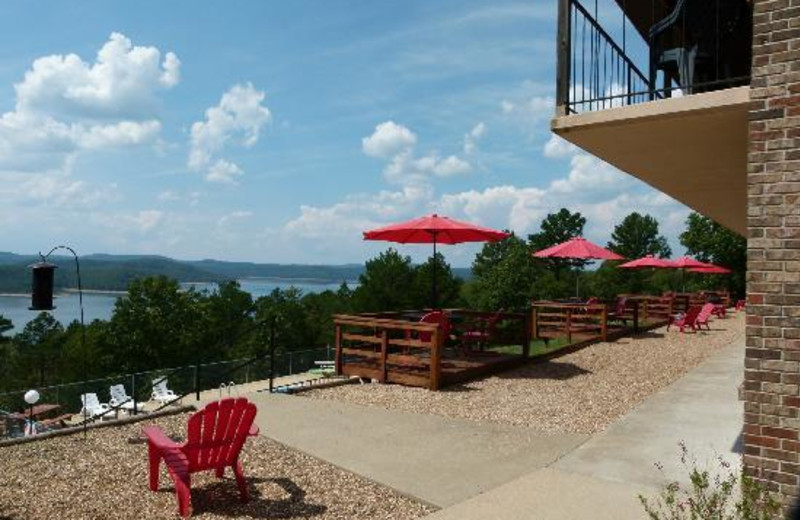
[0,0,689,266]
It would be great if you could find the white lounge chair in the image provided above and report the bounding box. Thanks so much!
[80,393,112,420]
[109,384,140,413]
[151,378,179,404]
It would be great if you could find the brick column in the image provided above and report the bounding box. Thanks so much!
[744,0,800,509]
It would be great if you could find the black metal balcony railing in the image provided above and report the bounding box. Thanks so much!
[556,0,752,116]
[557,0,657,115]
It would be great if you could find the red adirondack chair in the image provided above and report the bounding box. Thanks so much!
[460,311,502,350]
[143,398,259,517]
[695,303,716,330]
[667,306,702,333]
[417,311,451,343]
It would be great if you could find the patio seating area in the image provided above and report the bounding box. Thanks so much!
[334,309,530,390]
[315,311,745,434]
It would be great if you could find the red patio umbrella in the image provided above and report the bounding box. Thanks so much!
[533,237,624,296]
[670,256,715,269]
[617,255,675,269]
[363,214,509,307]
[533,237,625,261]
[669,256,716,290]
[689,265,732,274]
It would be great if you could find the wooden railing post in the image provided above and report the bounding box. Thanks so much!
[566,308,572,343]
[334,323,343,375]
[430,328,442,391]
[601,305,608,342]
[531,306,539,341]
[633,302,640,334]
[380,328,388,383]
[556,0,572,115]
[522,312,531,359]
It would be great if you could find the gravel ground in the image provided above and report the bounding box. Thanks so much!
[307,314,744,435]
[0,414,434,520]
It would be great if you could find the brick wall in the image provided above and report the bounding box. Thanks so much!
[745,0,800,510]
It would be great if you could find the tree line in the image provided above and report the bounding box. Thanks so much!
[0,210,744,393]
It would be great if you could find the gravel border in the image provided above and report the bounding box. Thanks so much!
[0,413,434,520]
[307,314,745,434]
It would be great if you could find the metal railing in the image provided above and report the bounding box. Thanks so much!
[557,0,657,114]
[556,0,752,115]
[0,346,333,439]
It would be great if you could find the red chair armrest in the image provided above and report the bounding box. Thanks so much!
[143,425,182,450]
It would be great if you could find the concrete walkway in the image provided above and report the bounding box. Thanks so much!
[245,391,588,508]
[425,338,744,520]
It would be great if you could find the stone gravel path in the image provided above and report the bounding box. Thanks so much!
[308,314,744,434]
[0,413,433,520]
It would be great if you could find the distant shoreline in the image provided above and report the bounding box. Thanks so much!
[0,289,126,298]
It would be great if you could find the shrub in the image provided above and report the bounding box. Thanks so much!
[639,442,780,520]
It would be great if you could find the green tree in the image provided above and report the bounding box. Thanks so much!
[411,252,463,308]
[605,212,672,294]
[301,287,353,347]
[253,287,316,355]
[60,319,113,382]
[15,313,65,386]
[202,281,255,360]
[467,233,541,311]
[352,248,416,312]
[529,208,588,275]
[107,276,206,372]
[680,213,747,297]
[607,212,672,259]
[0,315,16,391]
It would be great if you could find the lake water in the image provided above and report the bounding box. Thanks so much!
[0,278,355,333]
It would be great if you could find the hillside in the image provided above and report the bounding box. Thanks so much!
[0,252,471,293]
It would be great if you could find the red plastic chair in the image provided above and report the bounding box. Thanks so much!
[461,311,502,349]
[143,398,260,517]
[417,311,451,343]
[696,303,716,330]
[667,306,702,333]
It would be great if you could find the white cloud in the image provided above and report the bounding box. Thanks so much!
[157,190,179,202]
[16,32,179,120]
[365,121,473,187]
[281,134,689,262]
[463,122,486,155]
[188,83,271,182]
[543,135,578,158]
[205,159,243,185]
[0,33,179,214]
[217,210,253,227]
[362,121,417,158]
[500,95,553,122]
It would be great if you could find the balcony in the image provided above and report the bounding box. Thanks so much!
[552,0,752,235]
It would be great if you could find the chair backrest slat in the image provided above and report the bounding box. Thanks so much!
[183,398,257,471]
[110,384,127,402]
[698,303,715,322]
[208,398,235,468]
[153,379,166,396]
[684,306,702,324]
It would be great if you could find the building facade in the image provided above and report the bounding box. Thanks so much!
[552,0,800,509]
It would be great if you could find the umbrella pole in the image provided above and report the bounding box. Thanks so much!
[432,235,438,310]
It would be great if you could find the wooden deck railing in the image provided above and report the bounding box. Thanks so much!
[334,314,443,390]
[531,303,609,343]
[333,309,530,391]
